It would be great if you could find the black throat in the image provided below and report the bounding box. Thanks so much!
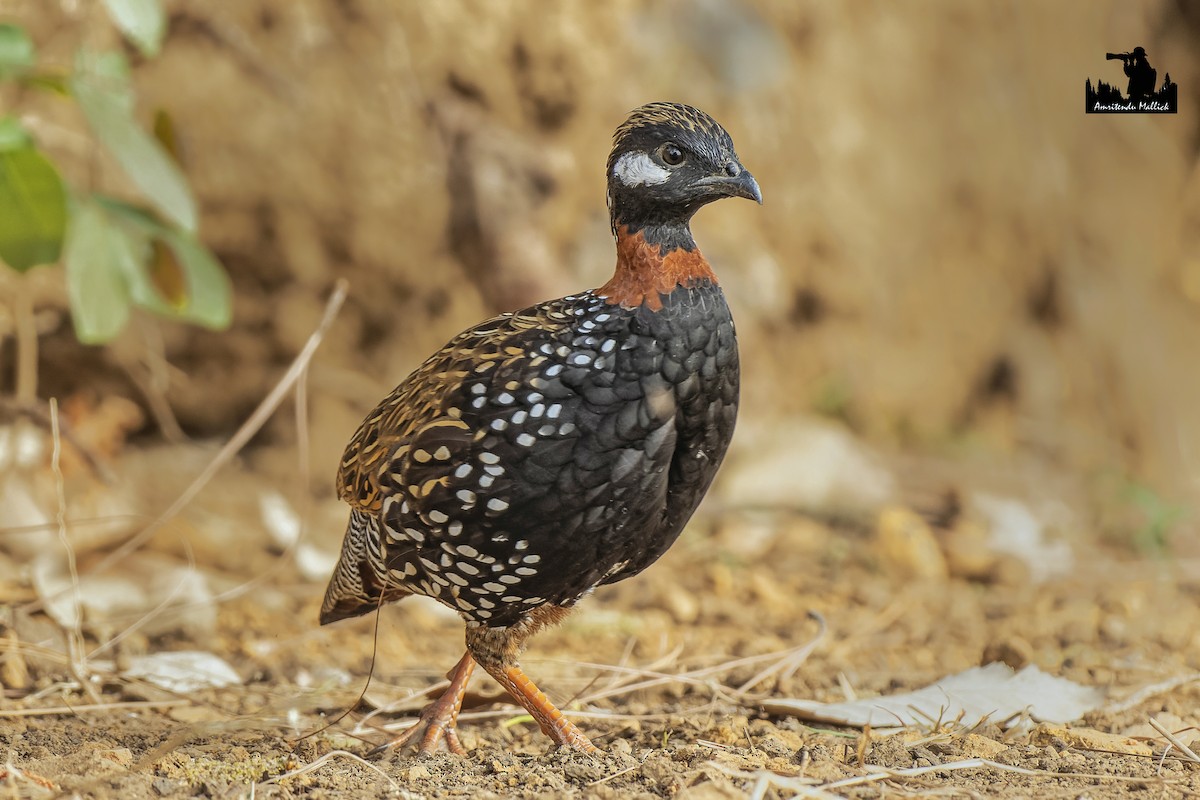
[609,199,698,255]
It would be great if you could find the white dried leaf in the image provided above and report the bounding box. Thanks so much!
[973,493,1073,582]
[762,663,1103,731]
[260,489,302,549]
[295,543,337,582]
[121,651,240,692]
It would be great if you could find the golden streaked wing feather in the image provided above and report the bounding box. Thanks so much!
[336,305,577,512]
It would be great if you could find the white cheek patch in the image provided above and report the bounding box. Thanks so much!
[612,151,670,187]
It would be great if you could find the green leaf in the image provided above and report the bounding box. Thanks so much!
[20,71,70,95]
[0,116,32,151]
[64,200,133,342]
[93,195,232,329]
[101,0,166,58]
[0,24,35,77]
[72,54,196,231]
[0,147,68,272]
[154,227,232,328]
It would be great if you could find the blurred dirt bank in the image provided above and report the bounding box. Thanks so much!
[6,0,1199,507]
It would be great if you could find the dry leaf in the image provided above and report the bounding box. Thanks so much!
[762,663,1103,731]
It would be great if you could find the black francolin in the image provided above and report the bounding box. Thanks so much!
[321,102,761,755]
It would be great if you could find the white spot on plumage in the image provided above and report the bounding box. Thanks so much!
[491,419,507,431]
[456,544,479,558]
[459,562,480,576]
[456,489,476,505]
[516,433,536,447]
[454,464,473,479]
[522,554,541,564]
[538,425,556,437]
[571,354,591,366]
[511,410,527,425]
[447,572,468,586]
[559,423,576,435]
[547,404,563,419]
[613,150,671,186]
[483,581,506,592]
[448,520,463,537]
[601,339,617,353]
[487,498,509,512]
[527,392,543,403]
[428,510,448,524]
[499,574,521,584]
[471,383,487,394]
[545,364,563,377]
[516,567,537,576]
[472,397,486,409]
[515,539,529,550]
[497,392,514,405]
[479,452,500,464]
[530,403,545,418]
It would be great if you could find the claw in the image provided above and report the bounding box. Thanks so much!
[370,652,476,757]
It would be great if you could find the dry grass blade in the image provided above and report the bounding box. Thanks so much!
[48,398,99,704]
[572,629,827,708]
[736,610,826,694]
[1149,717,1200,765]
[710,756,1180,798]
[256,750,401,792]
[0,699,188,718]
[83,279,348,577]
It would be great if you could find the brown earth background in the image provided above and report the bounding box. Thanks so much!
[3,1,1200,798]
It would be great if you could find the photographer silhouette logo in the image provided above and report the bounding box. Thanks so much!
[1086,45,1178,113]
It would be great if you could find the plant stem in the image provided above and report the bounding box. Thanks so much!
[14,274,38,403]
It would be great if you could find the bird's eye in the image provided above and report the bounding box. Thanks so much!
[659,143,685,166]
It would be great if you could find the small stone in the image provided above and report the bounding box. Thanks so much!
[874,506,948,579]
[151,777,179,796]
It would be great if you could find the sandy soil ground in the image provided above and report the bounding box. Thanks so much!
[3,445,1199,800]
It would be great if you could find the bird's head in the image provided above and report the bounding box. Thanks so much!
[606,102,761,243]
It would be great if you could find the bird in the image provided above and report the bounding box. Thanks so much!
[320,101,761,756]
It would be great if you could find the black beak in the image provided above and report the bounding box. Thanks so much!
[696,169,763,204]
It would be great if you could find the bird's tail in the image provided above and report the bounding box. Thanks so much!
[319,508,405,624]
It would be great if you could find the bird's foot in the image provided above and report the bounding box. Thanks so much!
[489,664,600,755]
[369,652,475,757]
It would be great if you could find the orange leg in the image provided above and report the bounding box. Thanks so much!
[484,663,599,754]
[371,651,476,756]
